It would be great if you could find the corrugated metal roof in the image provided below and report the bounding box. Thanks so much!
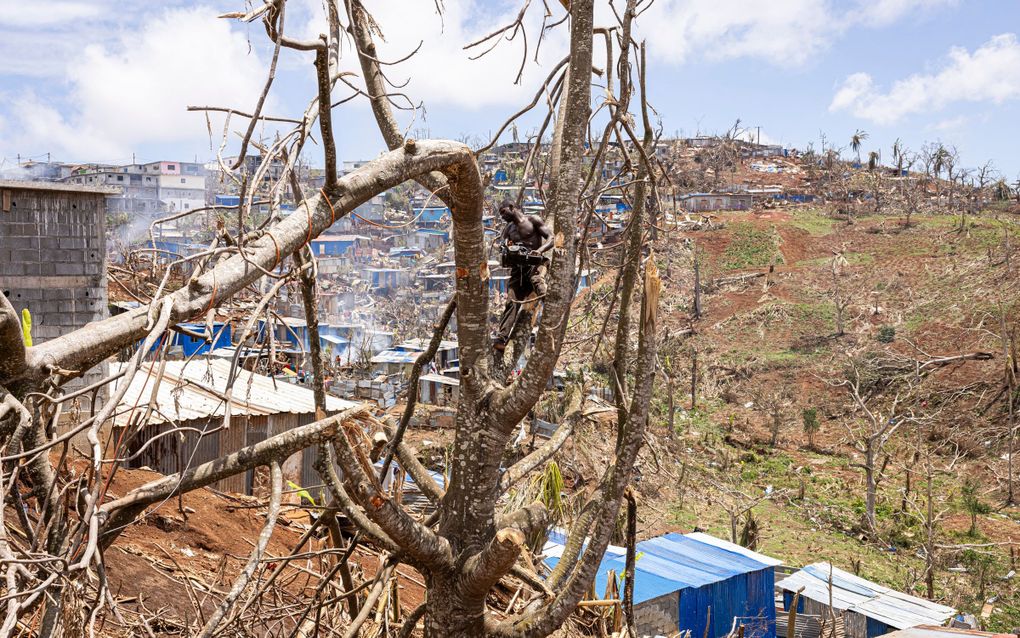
[881,626,1010,638]
[419,374,459,386]
[394,338,458,352]
[776,563,956,629]
[685,532,784,567]
[109,359,359,427]
[370,350,418,364]
[0,179,117,194]
[542,531,778,605]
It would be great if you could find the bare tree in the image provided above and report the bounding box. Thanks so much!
[829,250,852,337]
[901,427,959,600]
[0,1,664,636]
[829,355,908,532]
[752,379,793,447]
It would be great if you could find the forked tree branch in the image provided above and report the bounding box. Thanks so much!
[13,140,487,392]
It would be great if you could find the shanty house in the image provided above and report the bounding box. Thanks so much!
[413,205,450,228]
[776,563,956,638]
[110,359,360,496]
[310,234,370,258]
[393,338,459,369]
[544,531,781,638]
[407,228,449,251]
[160,321,231,357]
[419,373,459,406]
[679,192,753,212]
[360,267,409,291]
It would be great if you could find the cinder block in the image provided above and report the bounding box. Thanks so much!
[55,263,82,276]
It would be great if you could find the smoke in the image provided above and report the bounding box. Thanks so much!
[0,164,31,180]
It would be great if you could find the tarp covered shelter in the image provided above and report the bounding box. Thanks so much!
[544,532,781,638]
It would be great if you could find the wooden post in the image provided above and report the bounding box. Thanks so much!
[788,587,803,638]
[624,486,637,633]
[693,243,702,319]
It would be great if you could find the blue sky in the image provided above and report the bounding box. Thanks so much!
[2,0,1019,178]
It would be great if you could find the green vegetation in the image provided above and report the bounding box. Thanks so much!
[961,477,991,537]
[789,209,836,236]
[802,407,819,447]
[799,252,874,267]
[722,223,783,270]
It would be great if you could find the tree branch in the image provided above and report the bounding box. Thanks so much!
[15,140,486,390]
[98,407,367,546]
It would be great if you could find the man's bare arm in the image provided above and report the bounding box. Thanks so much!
[532,216,554,253]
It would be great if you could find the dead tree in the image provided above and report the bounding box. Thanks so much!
[0,1,663,636]
[829,355,909,533]
[751,380,793,448]
[901,422,960,599]
[829,250,851,336]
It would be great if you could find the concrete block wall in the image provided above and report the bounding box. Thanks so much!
[0,185,109,413]
[634,592,680,637]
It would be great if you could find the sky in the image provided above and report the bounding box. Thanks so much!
[2,0,1019,178]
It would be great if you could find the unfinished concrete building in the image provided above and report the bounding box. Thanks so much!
[0,180,111,410]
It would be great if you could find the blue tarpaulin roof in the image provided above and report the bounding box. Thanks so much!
[543,531,778,606]
[544,531,780,638]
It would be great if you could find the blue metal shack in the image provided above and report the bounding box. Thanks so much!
[150,321,231,356]
[545,531,780,638]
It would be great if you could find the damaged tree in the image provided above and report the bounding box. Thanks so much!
[0,0,663,636]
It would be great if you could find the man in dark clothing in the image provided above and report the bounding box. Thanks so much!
[494,200,552,352]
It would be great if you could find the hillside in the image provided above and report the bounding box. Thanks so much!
[551,201,1020,631]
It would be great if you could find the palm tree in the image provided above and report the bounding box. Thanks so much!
[850,129,869,164]
[933,144,949,201]
[868,150,881,171]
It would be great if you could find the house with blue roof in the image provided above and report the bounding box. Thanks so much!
[152,321,231,357]
[413,206,450,228]
[544,531,781,638]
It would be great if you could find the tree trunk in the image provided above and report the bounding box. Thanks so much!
[693,246,702,319]
[864,447,877,531]
[422,575,490,637]
[690,350,698,410]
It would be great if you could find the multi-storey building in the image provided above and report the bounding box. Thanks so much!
[63,160,207,216]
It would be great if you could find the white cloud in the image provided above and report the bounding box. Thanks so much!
[932,115,968,131]
[829,33,1020,124]
[627,0,957,68]
[849,0,957,27]
[291,0,569,111]
[0,1,102,27]
[5,6,269,161]
[634,0,836,67]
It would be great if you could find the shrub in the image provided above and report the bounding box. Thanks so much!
[877,326,896,343]
[802,407,820,447]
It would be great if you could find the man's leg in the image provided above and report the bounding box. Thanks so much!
[496,284,522,350]
[531,264,548,297]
